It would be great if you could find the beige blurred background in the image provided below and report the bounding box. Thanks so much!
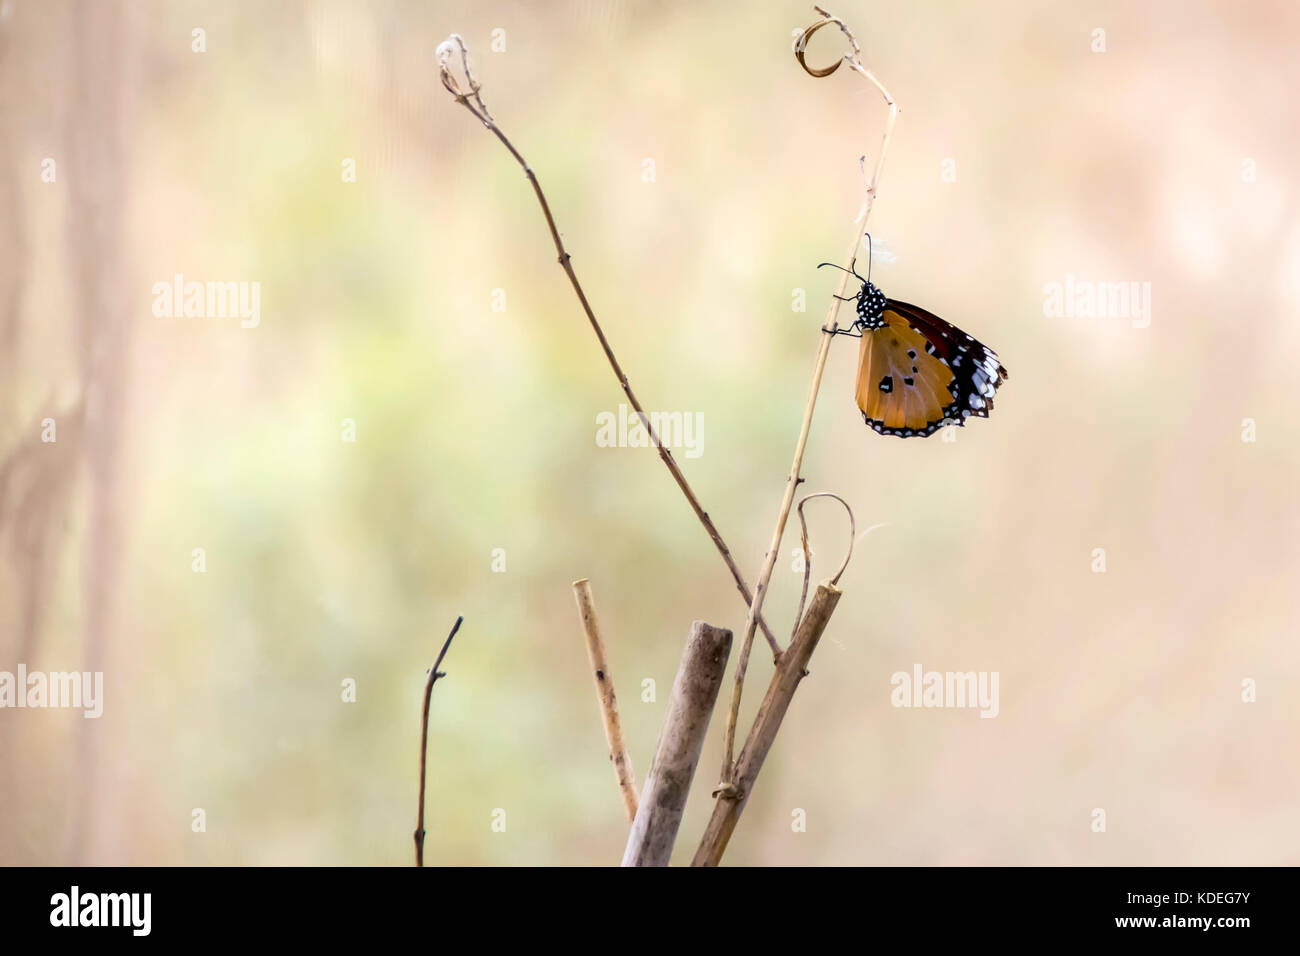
[1,0,1297,865]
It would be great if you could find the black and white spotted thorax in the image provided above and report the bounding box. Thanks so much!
[854,282,889,331]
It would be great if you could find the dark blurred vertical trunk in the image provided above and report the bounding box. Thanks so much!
[0,0,27,848]
[0,0,89,861]
[0,16,25,401]
[64,0,135,864]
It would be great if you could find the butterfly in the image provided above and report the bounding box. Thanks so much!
[822,246,1008,438]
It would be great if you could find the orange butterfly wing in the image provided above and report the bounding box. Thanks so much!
[854,309,959,437]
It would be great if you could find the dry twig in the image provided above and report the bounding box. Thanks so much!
[792,492,855,637]
[415,615,463,867]
[436,34,780,657]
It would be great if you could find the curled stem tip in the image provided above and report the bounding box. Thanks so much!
[792,492,855,638]
[794,6,862,77]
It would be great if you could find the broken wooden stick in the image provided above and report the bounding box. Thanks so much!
[572,578,638,821]
[693,581,842,866]
[622,621,732,867]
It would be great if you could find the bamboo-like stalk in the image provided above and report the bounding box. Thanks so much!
[437,35,781,658]
[572,579,639,822]
[622,621,732,867]
[693,581,842,866]
[717,6,898,788]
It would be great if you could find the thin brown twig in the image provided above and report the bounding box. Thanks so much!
[436,34,781,658]
[792,492,855,638]
[415,615,463,867]
[717,6,898,791]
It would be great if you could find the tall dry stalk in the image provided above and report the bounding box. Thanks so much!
[717,5,898,789]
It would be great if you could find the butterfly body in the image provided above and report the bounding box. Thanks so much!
[844,280,1007,438]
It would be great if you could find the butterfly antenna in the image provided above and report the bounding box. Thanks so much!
[817,262,854,276]
[817,261,868,283]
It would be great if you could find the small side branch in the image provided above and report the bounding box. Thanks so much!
[693,582,842,866]
[416,615,463,867]
[572,579,638,822]
[622,621,732,867]
[792,492,855,637]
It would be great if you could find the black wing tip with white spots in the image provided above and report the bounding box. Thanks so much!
[958,348,1008,419]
